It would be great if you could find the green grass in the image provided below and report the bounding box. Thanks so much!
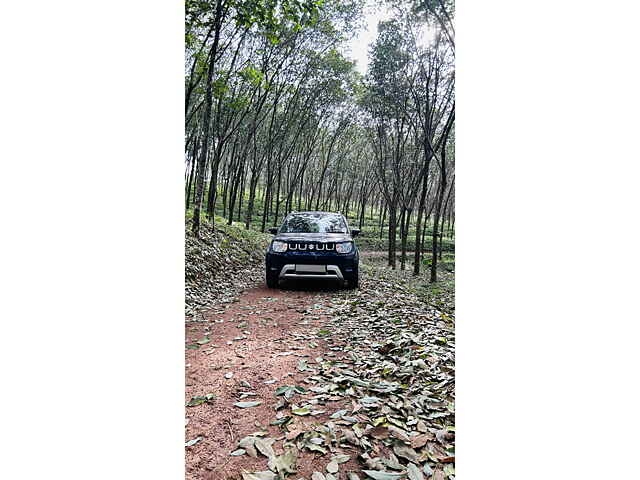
[357,234,454,253]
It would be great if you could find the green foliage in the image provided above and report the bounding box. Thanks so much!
[364,18,413,118]
[234,0,324,33]
[238,65,264,87]
[184,0,454,273]
[211,77,229,98]
[411,0,456,25]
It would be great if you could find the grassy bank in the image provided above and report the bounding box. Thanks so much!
[361,251,455,315]
[185,216,270,315]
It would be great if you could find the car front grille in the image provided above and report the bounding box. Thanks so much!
[287,242,335,251]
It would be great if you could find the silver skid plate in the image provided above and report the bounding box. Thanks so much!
[295,264,326,273]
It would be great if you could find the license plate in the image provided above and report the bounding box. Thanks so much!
[295,264,326,273]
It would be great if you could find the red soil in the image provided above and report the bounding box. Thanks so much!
[185,285,359,480]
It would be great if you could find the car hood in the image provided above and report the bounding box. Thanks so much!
[274,232,352,243]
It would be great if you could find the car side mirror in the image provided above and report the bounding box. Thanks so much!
[351,228,361,237]
[268,227,278,234]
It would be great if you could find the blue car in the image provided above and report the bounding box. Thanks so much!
[265,211,360,289]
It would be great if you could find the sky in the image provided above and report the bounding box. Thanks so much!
[344,3,432,76]
[344,2,393,75]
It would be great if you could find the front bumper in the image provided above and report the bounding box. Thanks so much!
[277,264,344,280]
[266,250,358,282]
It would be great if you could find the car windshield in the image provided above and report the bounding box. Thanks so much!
[279,213,347,234]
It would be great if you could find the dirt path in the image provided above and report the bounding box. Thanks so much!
[186,254,455,480]
[185,283,358,480]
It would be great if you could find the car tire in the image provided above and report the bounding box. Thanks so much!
[346,267,359,290]
[266,271,279,288]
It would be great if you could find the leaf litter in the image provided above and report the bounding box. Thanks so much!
[187,252,454,479]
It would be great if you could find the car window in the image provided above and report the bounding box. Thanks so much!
[280,213,347,233]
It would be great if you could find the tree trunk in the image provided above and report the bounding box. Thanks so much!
[430,161,448,281]
[298,171,304,211]
[388,200,397,269]
[379,203,387,240]
[245,172,259,229]
[421,212,429,255]
[400,208,410,271]
[228,161,243,225]
[261,172,271,233]
[413,163,430,275]
[185,155,196,210]
[273,163,282,226]
[237,164,246,222]
[191,0,223,237]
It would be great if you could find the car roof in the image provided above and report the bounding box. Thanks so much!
[287,211,340,216]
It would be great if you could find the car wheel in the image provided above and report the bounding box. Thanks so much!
[266,270,279,288]
[346,267,359,290]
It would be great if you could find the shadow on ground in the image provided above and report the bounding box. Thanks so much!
[276,278,346,292]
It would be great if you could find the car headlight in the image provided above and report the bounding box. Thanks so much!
[271,240,288,253]
[335,242,353,254]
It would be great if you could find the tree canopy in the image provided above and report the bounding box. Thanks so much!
[185,0,455,280]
